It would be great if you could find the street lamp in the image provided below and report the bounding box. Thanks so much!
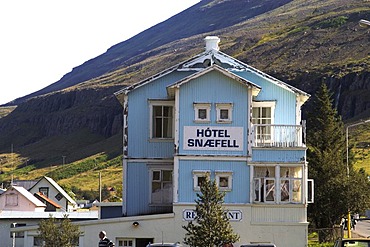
[359,19,370,27]
[346,118,370,238]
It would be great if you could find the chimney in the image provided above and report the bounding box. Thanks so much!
[204,36,220,51]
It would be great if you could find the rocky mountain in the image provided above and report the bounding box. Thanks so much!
[0,0,369,184]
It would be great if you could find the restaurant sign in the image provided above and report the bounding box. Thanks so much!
[183,209,243,222]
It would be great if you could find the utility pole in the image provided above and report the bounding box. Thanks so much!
[345,118,370,238]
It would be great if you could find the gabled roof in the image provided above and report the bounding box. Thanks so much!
[30,176,77,205]
[114,38,310,103]
[166,64,261,98]
[8,186,46,207]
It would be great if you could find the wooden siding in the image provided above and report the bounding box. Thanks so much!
[251,205,307,223]
[126,163,150,216]
[178,70,250,156]
[235,71,297,125]
[127,71,193,158]
[177,159,250,203]
[251,149,306,163]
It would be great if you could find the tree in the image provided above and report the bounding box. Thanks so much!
[306,83,370,241]
[183,177,239,247]
[38,214,81,247]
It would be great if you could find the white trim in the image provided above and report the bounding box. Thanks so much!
[177,155,249,161]
[307,179,314,203]
[216,103,233,123]
[194,103,211,123]
[215,170,233,191]
[173,156,179,203]
[122,159,127,215]
[148,165,173,205]
[148,100,175,140]
[175,89,180,153]
[192,170,210,191]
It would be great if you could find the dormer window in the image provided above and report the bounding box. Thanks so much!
[194,103,211,123]
[216,103,233,123]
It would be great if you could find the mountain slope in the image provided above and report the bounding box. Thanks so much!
[7,0,293,106]
[0,0,369,189]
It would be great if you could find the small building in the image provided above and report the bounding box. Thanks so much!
[29,176,77,212]
[0,186,46,212]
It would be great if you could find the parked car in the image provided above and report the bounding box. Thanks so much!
[334,238,370,247]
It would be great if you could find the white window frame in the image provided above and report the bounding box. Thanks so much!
[307,179,314,203]
[216,103,233,123]
[149,100,174,140]
[194,103,211,123]
[252,165,304,204]
[149,167,173,205]
[252,101,276,144]
[192,170,210,191]
[215,170,233,191]
[117,238,134,247]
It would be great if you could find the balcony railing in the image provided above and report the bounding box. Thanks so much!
[252,124,305,148]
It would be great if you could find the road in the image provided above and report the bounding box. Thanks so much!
[353,219,370,238]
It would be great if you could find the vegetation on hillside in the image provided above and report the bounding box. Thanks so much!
[306,83,370,242]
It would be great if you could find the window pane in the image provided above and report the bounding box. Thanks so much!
[219,176,229,187]
[152,182,161,192]
[162,170,172,181]
[198,109,207,119]
[220,109,229,119]
[265,179,275,201]
[292,180,302,202]
[281,179,290,201]
[163,117,172,138]
[152,171,161,181]
[163,106,171,117]
[198,176,206,187]
[153,106,162,117]
[152,105,173,138]
[153,118,163,137]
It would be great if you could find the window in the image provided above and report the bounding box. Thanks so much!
[280,167,303,203]
[5,193,18,206]
[117,239,134,247]
[307,179,314,203]
[151,169,173,204]
[252,101,275,144]
[215,170,233,191]
[150,101,174,139]
[34,236,44,247]
[216,103,233,123]
[253,165,303,203]
[55,192,63,201]
[194,103,211,122]
[192,170,210,191]
[39,187,49,197]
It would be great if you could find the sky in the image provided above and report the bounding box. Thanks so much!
[0,0,200,105]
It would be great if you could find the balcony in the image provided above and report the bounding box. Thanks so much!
[252,124,305,148]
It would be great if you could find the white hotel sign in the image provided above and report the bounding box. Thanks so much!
[183,126,243,151]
